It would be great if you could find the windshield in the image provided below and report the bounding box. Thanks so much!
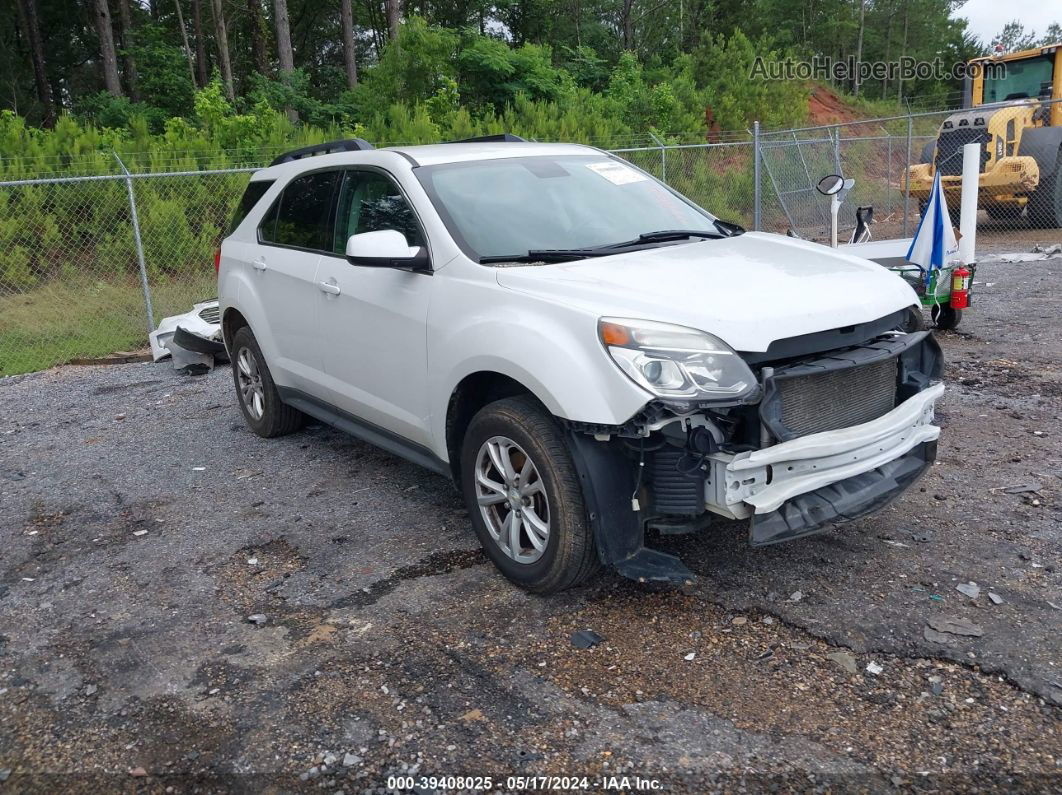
[982,55,1055,103]
[416,155,717,261]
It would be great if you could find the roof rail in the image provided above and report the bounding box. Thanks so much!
[269,138,374,166]
[446,133,528,144]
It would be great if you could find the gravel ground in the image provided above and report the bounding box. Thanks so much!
[1,254,1060,793]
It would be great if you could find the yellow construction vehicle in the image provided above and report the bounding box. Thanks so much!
[906,43,1062,227]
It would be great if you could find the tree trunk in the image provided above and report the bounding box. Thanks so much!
[620,0,635,50]
[881,0,894,101]
[191,0,209,86]
[117,0,140,101]
[209,0,235,101]
[273,0,295,72]
[92,0,123,96]
[384,0,399,41]
[272,0,297,120]
[852,0,865,98]
[246,0,269,76]
[339,0,357,87]
[16,0,56,126]
[897,0,908,104]
[173,0,198,89]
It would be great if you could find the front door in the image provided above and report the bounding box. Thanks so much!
[315,169,436,448]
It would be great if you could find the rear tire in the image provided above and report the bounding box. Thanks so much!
[229,326,306,438]
[1028,154,1062,229]
[985,204,1022,221]
[931,303,962,331]
[460,395,598,594]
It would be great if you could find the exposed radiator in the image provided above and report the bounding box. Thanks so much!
[776,357,898,438]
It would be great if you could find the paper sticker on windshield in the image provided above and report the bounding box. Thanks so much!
[585,161,647,185]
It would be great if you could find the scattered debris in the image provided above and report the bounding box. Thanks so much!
[128,767,148,777]
[684,652,696,661]
[342,752,361,767]
[1000,484,1040,494]
[788,591,803,603]
[930,681,944,696]
[460,708,486,722]
[114,413,126,421]
[988,592,1004,605]
[247,557,258,566]
[247,614,268,626]
[926,615,983,637]
[866,661,884,676]
[132,529,148,537]
[570,629,604,649]
[956,582,980,599]
[997,244,1062,263]
[827,651,858,675]
[83,684,97,696]
[882,539,909,548]
[761,616,774,625]
[910,530,934,543]
[731,616,748,626]
[0,769,10,782]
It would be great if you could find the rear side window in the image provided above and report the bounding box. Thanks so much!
[229,180,274,234]
[267,171,340,251]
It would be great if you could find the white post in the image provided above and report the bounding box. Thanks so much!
[958,142,979,265]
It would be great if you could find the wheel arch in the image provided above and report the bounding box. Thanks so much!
[444,371,546,487]
[222,307,250,354]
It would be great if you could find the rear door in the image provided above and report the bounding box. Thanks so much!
[253,169,340,390]
[314,168,435,447]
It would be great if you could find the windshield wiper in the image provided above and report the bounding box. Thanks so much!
[598,222,744,250]
[477,221,746,264]
[478,250,610,264]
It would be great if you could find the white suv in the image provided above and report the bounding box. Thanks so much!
[218,136,943,593]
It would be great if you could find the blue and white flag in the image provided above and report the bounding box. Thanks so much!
[906,171,959,287]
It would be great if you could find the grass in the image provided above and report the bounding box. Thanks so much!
[0,271,218,376]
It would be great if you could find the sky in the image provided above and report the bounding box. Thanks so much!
[951,0,1057,45]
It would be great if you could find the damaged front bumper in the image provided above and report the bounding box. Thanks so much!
[566,325,944,585]
[714,382,943,543]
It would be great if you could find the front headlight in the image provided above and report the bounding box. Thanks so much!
[599,317,757,402]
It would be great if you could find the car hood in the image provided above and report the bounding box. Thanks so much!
[494,232,919,352]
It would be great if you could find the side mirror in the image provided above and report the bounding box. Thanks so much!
[345,230,428,271]
[816,174,844,196]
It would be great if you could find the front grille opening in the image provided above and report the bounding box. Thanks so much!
[776,358,898,438]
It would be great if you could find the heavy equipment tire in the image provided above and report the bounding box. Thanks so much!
[461,395,599,594]
[230,326,306,438]
[1028,154,1062,229]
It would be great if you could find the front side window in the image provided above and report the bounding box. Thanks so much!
[332,170,423,254]
[262,170,340,251]
[982,55,1055,103]
[416,155,716,262]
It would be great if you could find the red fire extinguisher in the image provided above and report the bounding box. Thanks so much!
[950,265,971,309]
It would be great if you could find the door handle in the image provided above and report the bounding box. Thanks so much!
[319,280,341,295]
[252,258,267,271]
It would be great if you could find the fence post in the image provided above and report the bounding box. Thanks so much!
[648,131,666,183]
[903,115,913,237]
[113,153,155,334]
[752,120,761,232]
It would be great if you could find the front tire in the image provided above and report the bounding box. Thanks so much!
[1028,156,1062,229]
[460,396,598,594]
[229,326,305,438]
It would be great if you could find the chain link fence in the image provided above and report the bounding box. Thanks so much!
[2,102,1061,376]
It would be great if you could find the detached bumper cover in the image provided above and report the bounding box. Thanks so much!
[723,381,943,544]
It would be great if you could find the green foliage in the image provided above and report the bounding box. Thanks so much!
[692,31,809,131]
